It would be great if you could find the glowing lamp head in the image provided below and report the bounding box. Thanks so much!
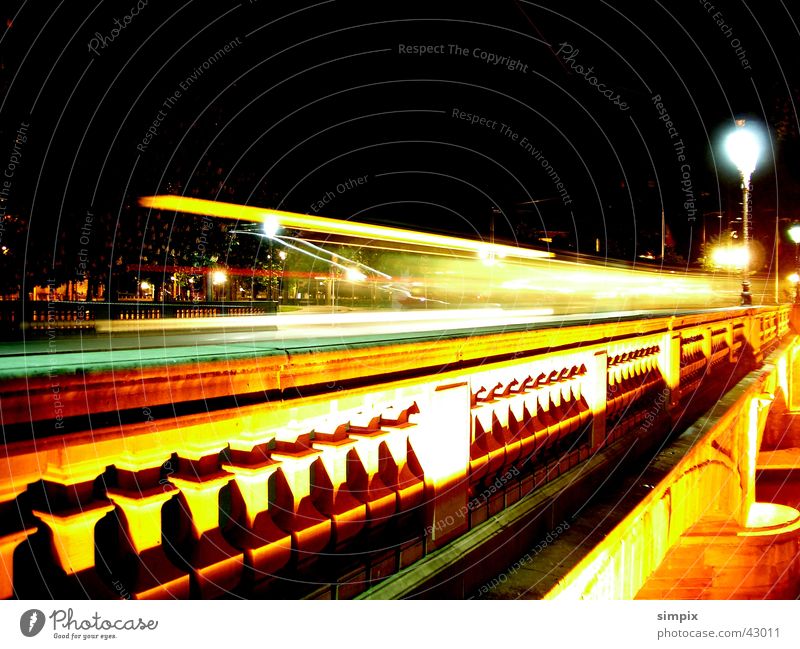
[788,224,800,244]
[789,273,800,285]
[139,281,151,290]
[711,245,749,269]
[479,248,498,267]
[345,267,366,281]
[724,124,761,178]
[211,270,227,285]
[262,214,280,238]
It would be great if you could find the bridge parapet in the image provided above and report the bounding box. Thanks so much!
[0,305,791,598]
[545,331,799,600]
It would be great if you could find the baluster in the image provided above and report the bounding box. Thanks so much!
[270,438,330,564]
[0,486,37,599]
[310,425,365,549]
[469,386,506,487]
[168,450,243,598]
[222,434,292,583]
[31,468,115,596]
[106,454,189,599]
[506,376,536,471]
[348,427,397,530]
[380,422,424,515]
[484,380,520,474]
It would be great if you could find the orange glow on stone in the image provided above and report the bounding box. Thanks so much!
[743,502,800,533]
[0,528,36,599]
[168,472,233,537]
[107,486,177,553]
[32,502,114,574]
[221,460,281,527]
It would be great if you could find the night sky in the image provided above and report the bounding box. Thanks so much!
[1,0,799,285]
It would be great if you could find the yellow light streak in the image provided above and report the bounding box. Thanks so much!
[95,307,556,334]
[139,195,552,261]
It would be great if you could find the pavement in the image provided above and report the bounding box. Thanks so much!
[0,306,741,380]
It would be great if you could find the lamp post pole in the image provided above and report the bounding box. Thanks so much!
[775,214,780,304]
[788,225,800,304]
[740,172,752,305]
[262,214,280,304]
[795,240,800,305]
[724,120,761,307]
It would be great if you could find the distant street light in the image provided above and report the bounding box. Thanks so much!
[345,267,366,282]
[262,214,280,238]
[138,280,153,301]
[711,244,749,269]
[788,224,800,303]
[724,120,762,305]
[211,270,227,301]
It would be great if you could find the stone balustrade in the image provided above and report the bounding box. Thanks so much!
[0,305,790,598]
[546,334,800,600]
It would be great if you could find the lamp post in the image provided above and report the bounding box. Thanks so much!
[262,214,280,304]
[139,281,151,301]
[788,224,800,304]
[724,120,761,305]
[211,270,227,302]
[278,249,287,303]
[269,241,274,301]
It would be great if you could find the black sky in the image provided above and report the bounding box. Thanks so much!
[1,0,799,275]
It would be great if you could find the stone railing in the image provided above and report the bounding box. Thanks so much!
[544,334,799,600]
[0,305,791,599]
[0,300,278,336]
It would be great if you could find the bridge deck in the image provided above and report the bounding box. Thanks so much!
[0,308,727,379]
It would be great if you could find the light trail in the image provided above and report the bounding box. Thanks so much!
[94,307,556,335]
[139,194,553,262]
[137,194,782,319]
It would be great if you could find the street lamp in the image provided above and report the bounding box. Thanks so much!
[345,267,366,281]
[711,244,748,270]
[211,270,227,302]
[262,214,280,238]
[788,224,800,303]
[724,120,762,305]
[261,216,281,303]
[139,280,152,300]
